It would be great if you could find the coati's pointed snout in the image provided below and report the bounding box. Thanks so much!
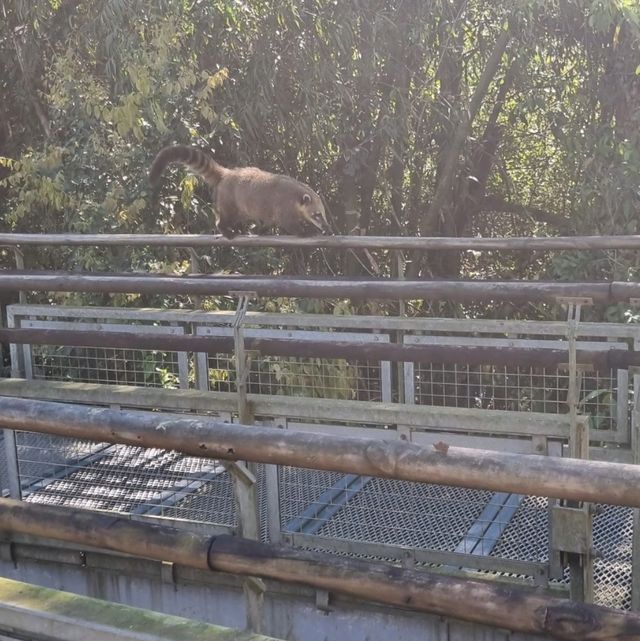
[314,212,333,234]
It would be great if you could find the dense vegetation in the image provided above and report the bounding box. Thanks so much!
[1,1,639,307]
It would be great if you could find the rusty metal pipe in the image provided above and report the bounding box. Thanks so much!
[0,271,626,303]
[0,327,634,372]
[0,498,211,570]
[3,232,640,251]
[1,397,640,507]
[208,535,640,641]
[0,498,637,641]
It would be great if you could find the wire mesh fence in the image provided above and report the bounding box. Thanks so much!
[196,325,391,401]
[405,332,631,443]
[2,304,639,610]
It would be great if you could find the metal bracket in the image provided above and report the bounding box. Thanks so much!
[397,424,411,442]
[315,589,331,613]
[550,506,592,555]
[160,560,177,585]
[555,296,594,307]
[229,290,258,299]
[402,547,416,569]
[557,362,594,373]
[225,460,257,487]
[0,541,16,565]
[246,576,266,594]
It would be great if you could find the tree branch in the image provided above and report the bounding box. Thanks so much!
[479,195,572,231]
[422,26,512,233]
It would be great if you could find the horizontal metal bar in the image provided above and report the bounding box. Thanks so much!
[286,531,547,579]
[0,326,635,371]
[0,271,634,303]
[0,397,637,507]
[9,303,640,338]
[0,498,637,641]
[0,379,575,437]
[3,232,640,251]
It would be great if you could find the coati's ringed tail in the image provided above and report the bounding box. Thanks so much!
[149,145,224,188]
[149,145,331,239]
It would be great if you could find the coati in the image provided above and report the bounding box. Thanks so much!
[149,145,331,238]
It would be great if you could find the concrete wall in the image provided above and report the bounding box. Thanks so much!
[0,544,555,641]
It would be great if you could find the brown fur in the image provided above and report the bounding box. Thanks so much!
[149,145,330,238]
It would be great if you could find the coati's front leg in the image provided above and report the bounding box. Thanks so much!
[215,201,242,238]
[285,220,321,237]
[250,222,275,236]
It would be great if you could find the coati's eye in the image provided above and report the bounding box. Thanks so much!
[313,212,324,220]
[301,193,312,205]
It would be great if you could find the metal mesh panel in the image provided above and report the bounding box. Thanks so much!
[31,345,183,388]
[411,363,618,428]
[490,495,549,562]
[206,353,235,393]
[16,432,107,491]
[162,464,271,540]
[23,439,229,524]
[197,325,390,401]
[593,505,633,610]
[489,497,633,610]
[205,354,384,401]
[313,478,493,551]
[16,316,188,389]
[159,468,237,527]
[279,466,345,528]
[406,326,627,435]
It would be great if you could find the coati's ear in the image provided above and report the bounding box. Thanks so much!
[301,193,312,205]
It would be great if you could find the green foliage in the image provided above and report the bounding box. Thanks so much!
[259,356,358,400]
[0,0,639,291]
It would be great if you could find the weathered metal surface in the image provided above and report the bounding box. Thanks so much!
[0,498,638,641]
[207,535,640,641]
[9,302,640,337]
[3,232,640,251]
[0,397,638,507]
[551,506,592,555]
[0,326,638,372]
[0,498,211,570]
[0,271,631,303]
[0,378,575,437]
[0,576,277,641]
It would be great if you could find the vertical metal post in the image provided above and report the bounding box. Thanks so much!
[6,308,25,380]
[393,250,406,404]
[565,300,594,603]
[232,293,253,427]
[229,292,264,632]
[631,368,640,610]
[187,248,203,310]
[2,305,23,500]
[265,416,286,546]
[13,247,26,304]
